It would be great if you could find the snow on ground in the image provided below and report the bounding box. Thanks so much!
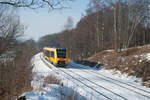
[67,62,150,100]
[0,53,15,63]
[21,84,86,100]
[20,53,86,100]
[19,53,150,100]
[31,53,54,91]
[146,53,150,61]
[69,61,144,86]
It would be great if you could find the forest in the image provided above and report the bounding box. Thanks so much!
[38,0,150,60]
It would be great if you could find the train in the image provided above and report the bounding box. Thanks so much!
[43,47,68,67]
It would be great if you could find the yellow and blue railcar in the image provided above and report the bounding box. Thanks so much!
[43,47,68,67]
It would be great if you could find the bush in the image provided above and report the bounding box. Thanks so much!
[0,42,34,100]
[142,61,150,81]
[43,75,61,87]
[121,47,140,56]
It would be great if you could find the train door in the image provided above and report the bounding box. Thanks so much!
[50,50,55,63]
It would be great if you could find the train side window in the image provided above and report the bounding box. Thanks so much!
[44,50,47,55]
[46,50,50,57]
[48,51,50,57]
[45,51,47,56]
[51,51,54,58]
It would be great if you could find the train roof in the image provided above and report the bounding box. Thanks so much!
[43,47,66,51]
[43,47,56,51]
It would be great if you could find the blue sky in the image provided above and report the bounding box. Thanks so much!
[19,0,89,41]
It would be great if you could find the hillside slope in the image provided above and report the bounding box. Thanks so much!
[87,44,150,87]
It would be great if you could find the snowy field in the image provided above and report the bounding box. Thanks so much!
[19,53,150,100]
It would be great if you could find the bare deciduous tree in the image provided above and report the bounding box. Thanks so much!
[0,0,74,10]
[64,16,74,30]
[56,0,150,60]
[0,6,36,100]
[125,0,149,48]
[0,6,24,55]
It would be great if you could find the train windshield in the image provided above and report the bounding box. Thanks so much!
[57,49,66,58]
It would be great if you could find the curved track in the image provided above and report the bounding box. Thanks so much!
[40,55,112,100]
[59,67,128,100]
[40,54,150,100]
[68,65,150,100]
[69,63,150,99]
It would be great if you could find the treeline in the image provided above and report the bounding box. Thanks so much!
[0,6,37,100]
[38,34,60,50]
[38,0,150,60]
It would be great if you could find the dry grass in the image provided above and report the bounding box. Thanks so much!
[59,87,86,100]
[87,44,150,87]
[141,61,150,87]
[43,75,62,87]
[42,75,86,100]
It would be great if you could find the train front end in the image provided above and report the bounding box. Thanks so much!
[56,48,68,67]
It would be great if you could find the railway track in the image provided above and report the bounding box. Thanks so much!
[59,67,129,100]
[70,63,150,93]
[69,63,150,99]
[40,55,128,100]
[40,54,150,100]
[40,55,111,100]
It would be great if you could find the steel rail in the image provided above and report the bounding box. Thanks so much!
[40,55,112,100]
[69,63,150,99]
[60,67,128,100]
